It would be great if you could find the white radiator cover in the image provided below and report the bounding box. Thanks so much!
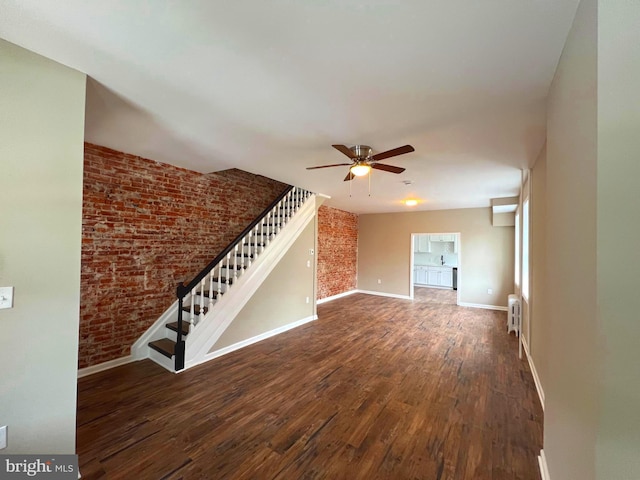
[508,294,521,336]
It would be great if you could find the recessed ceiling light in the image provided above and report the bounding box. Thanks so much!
[405,199,418,207]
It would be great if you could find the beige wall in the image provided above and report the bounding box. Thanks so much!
[540,1,640,477]
[519,175,529,354]
[595,1,640,477]
[529,146,548,391]
[492,212,515,227]
[211,220,316,350]
[0,40,86,453]
[358,208,514,307]
[544,0,599,478]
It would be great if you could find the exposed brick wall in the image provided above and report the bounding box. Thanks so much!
[317,205,358,300]
[80,143,287,368]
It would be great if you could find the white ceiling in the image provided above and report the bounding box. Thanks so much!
[1,1,579,214]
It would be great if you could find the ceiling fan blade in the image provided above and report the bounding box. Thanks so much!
[371,163,405,174]
[306,162,352,170]
[370,145,415,161]
[344,171,355,181]
[332,144,358,159]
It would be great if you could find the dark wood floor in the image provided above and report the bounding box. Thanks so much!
[77,287,543,479]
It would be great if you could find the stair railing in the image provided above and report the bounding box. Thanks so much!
[173,185,313,370]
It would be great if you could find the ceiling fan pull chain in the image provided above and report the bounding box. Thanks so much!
[368,169,371,197]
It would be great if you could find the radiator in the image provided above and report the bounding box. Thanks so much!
[508,294,520,336]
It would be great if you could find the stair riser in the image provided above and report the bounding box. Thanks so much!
[165,326,187,339]
[149,348,175,371]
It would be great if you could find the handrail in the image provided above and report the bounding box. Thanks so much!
[176,185,294,299]
[172,184,313,371]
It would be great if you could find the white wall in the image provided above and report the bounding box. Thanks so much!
[0,40,86,453]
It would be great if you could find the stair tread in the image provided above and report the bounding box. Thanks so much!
[182,304,208,315]
[166,321,190,335]
[194,289,221,298]
[211,276,233,285]
[220,264,246,270]
[149,338,175,358]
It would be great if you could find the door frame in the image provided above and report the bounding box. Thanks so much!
[410,232,461,305]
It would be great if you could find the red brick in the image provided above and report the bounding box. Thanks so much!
[79,143,287,369]
[317,206,358,300]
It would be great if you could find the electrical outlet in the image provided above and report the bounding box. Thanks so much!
[0,287,14,309]
[487,288,493,295]
[377,279,382,284]
[305,296,310,304]
[306,260,311,268]
[0,425,7,449]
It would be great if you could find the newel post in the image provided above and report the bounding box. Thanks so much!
[175,283,187,371]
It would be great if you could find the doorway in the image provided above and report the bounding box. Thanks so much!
[410,232,461,305]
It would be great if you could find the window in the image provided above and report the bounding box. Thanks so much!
[515,209,520,286]
[522,199,530,300]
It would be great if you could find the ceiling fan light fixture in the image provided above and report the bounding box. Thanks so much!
[350,163,371,177]
[404,199,418,207]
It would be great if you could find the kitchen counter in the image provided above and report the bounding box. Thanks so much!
[413,265,455,287]
[414,264,457,268]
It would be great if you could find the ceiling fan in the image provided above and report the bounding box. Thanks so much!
[307,144,415,181]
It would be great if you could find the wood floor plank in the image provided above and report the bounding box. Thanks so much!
[76,287,543,479]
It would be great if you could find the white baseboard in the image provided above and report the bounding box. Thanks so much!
[77,355,136,378]
[522,337,545,410]
[317,290,358,304]
[356,289,412,300]
[188,314,318,369]
[457,302,508,311]
[538,450,550,480]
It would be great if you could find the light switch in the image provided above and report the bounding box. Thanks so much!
[0,287,14,309]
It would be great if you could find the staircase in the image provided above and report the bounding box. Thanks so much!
[133,186,316,372]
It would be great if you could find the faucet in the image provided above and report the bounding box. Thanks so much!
[441,255,445,266]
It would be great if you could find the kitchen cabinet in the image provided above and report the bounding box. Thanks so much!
[441,269,453,287]
[414,266,454,288]
[414,235,430,253]
[414,266,428,284]
[427,269,440,285]
[429,234,454,242]
[428,234,458,254]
